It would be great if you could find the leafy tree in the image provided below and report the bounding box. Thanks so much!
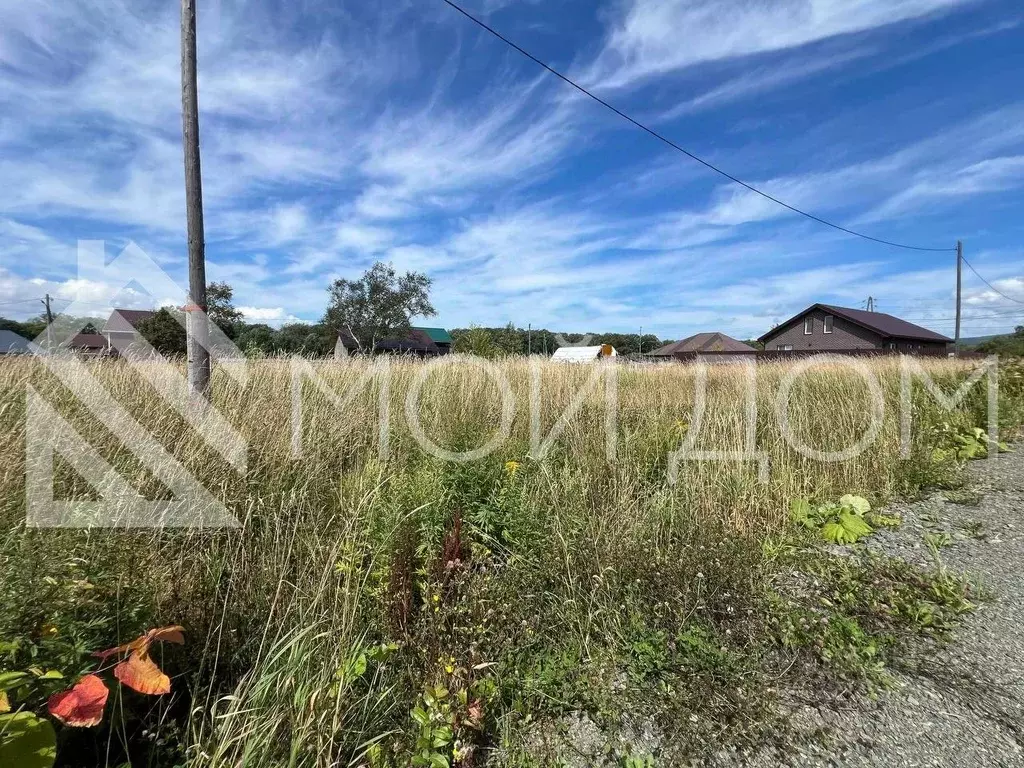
[236,323,277,356]
[135,308,187,356]
[323,262,435,353]
[0,315,46,341]
[448,326,668,357]
[494,322,523,356]
[206,282,244,339]
[453,326,499,358]
[276,323,334,356]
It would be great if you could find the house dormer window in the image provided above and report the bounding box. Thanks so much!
[823,315,833,334]
[804,317,813,335]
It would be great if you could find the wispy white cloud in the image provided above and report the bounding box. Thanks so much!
[1,0,1021,344]
[582,0,978,91]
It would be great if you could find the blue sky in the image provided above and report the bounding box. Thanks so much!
[1,0,1023,340]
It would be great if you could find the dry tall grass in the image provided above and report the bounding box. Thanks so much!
[0,355,1013,766]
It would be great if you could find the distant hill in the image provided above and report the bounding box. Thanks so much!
[964,329,1024,356]
[960,334,1001,349]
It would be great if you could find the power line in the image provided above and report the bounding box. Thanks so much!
[908,314,1022,324]
[0,298,46,307]
[439,0,956,253]
[0,297,116,309]
[961,256,1024,305]
[901,308,1024,321]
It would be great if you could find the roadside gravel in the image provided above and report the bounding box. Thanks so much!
[721,449,1024,767]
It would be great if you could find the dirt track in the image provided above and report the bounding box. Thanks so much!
[732,449,1024,767]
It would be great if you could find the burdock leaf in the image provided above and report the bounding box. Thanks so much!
[839,495,870,516]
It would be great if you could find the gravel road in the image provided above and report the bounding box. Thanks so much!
[727,449,1024,767]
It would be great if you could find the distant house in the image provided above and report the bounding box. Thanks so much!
[416,327,453,355]
[551,344,617,363]
[759,304,951,355]
[337,326,454,356]
[650,332,757,363]
[60,333,109,356]
[102,309,156,349]
[0,329,32,355]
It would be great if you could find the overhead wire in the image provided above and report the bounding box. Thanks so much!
[439,0,956,253]
[961,256,1024,305]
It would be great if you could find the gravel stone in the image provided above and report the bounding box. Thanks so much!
[722,449,1024,767]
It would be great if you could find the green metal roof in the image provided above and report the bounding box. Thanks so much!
[413,326,453,344]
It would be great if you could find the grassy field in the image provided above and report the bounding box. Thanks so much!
[1,355,1022,767]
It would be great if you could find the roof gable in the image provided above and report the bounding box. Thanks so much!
[62,333,107,349]
[651,332,755,356]
[0,329,32,354]
[759,304,952,343]
[414,326,453,344]
[103,309,156,333]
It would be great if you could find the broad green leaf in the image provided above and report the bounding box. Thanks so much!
[0,712,57,768]
[839,495,870,516]
[411,706,430,727]
[432,725,453,747]
[788,498,814,527]
[368,642,398,663]
[839,511,873,540]
[348,653,367,679]
[428,753,449,768]
[820,521,847,543]
[0,673,28,692]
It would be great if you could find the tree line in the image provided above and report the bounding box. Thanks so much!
[4,261,809,359]
[449,324,666,358]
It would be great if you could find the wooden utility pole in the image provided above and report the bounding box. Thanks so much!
[527,323,532,355]
[41,293,53,350]
[955,239,963,356]
[639,326,643,355]
[181,0,211,398]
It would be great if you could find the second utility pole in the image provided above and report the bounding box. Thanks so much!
[955,240,963,356]
[41,293,54,350]
[181,0,211,399]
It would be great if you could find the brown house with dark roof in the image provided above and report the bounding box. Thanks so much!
[759,304,951,355]
[650,332,757,363]
[60,333,109,356]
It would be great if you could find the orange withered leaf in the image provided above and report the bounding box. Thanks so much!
[114,653,171,695]
[94,635,148,660]
[95,625,185,660]
[47,674,109,727]
[146,626,185,646]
